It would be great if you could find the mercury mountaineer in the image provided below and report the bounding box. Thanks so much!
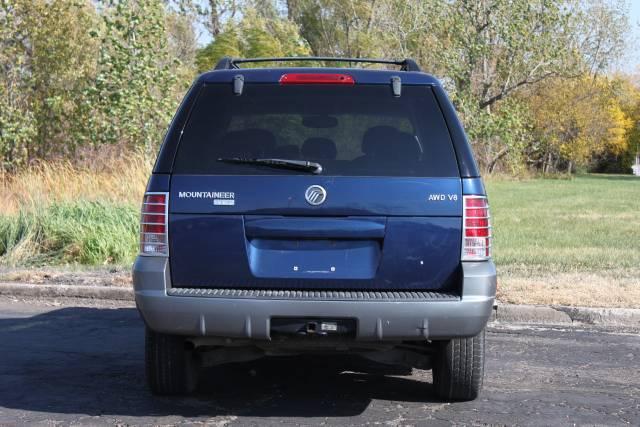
[133,57,496,401]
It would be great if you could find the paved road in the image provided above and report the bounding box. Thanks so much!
[0,298,638,426]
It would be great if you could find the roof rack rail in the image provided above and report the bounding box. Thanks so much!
[214,56,421,72]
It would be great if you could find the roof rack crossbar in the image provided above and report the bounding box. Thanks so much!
[214,57,421,72]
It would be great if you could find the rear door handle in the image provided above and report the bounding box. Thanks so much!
[244,217,386,239]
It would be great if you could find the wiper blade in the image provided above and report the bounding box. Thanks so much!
[217,157,323,174]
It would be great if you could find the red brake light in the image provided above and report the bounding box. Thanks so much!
[145,194,166,204]
[462,195,492,260]
[279,73,355,85]
[140,192,168,256]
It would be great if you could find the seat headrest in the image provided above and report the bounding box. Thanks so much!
[393,131,421,162]
[361,126,399,155]
[361,127,421,164]
[301,137,337,160]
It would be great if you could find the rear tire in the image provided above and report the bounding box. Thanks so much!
[432,329,485,401]
[145,327,197,395]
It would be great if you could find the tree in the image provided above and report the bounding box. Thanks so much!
[589,75,640,173]
[0,0,634,175]
[166,9,198,87]
[287,0,410,59]
[287,0,629,173]
[167,0,240,37]
[423,0,628,172]
[84,0,179,152]
[196,24,242,71]
[526,76,634,173]
[0,0,34,170]
[195,7,311,72]
[0,0,99,168]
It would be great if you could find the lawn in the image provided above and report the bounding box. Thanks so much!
[487,175,640,308]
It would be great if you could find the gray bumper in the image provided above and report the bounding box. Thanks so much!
[133,257,496,341]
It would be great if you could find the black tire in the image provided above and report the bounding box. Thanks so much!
[145,327,197,395]
[432,329,485,401]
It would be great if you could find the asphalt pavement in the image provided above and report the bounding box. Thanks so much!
[0,297,638,426]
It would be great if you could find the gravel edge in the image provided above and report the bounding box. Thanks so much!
[0,282,132,301]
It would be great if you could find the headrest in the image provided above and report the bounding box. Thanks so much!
[361,126,399,155]
[393,131,421,161]
[301,137,337,160]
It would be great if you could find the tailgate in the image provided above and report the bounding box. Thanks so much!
[169,176,462,291]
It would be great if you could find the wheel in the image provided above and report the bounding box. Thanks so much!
[145,327,198,395]
[432,329,485,401]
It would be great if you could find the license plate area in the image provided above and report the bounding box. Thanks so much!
[246,238,381,279]
[271,317,357,338]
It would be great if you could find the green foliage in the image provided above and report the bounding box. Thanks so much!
[0,0,192,168]
[196,24,242,71]
[0,1,32,169]
[0,201,138,265]
[0,0,99,168]
[84,0,179,152]
[0,87,36,170]
[195,7,311,72]
[420,0,611,172]
[165,10,198,89]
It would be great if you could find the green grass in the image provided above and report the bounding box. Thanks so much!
[487,174,640,274]
[0,201,138,266]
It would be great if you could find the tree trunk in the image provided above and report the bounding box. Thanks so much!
[487,146,509,173]
[543,152,552,174]
[286,0,294,20]
[209,0,221,36]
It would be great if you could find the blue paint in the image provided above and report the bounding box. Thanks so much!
[146,174,170,192]
[244,217,386,239]
[461,178,486,195]
[247,238,381,280]
[170,175,462,217]
[169,214,461,290]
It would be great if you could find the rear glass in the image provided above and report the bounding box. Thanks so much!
[173,84,459,177]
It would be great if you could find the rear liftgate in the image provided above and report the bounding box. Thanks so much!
[166,71,464,293]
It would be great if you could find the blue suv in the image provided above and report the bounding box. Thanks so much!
[133,57,496,401]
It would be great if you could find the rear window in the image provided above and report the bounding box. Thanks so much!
[173,84,459,177]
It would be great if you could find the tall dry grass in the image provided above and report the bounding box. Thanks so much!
[0,149,152,215]
[0,149,153,266]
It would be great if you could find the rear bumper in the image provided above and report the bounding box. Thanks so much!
[133,257,496,341]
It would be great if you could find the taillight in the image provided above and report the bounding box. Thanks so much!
[140,192,168,256]
[279,73,355,85]
[462,195,491,260]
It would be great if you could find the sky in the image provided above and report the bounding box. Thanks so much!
[621,1,640,73]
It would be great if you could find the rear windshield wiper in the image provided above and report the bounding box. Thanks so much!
[217,157,323,174]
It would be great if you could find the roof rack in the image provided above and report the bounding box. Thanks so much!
[214,57,422,72]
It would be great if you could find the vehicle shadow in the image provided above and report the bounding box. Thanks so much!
[0,306,440,420]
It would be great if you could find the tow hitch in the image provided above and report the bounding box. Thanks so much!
[271,318,356,338]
